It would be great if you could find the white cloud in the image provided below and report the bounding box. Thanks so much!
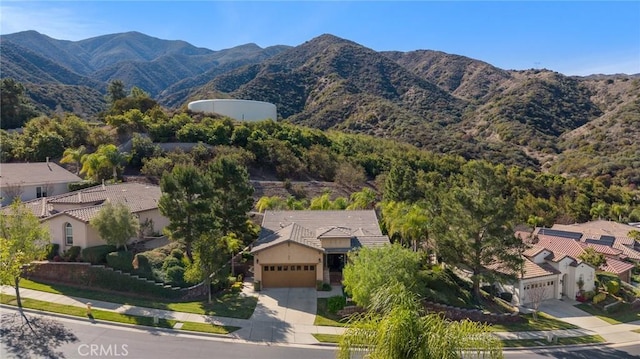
[0,3,109,40]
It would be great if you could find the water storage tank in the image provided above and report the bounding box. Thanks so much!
[188,99,277,121]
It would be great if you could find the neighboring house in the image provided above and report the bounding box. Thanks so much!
[0,160,81,206]
[250,210,389,288]
[493,232,596,307]
[537,226,638,283]
[8,182,168,251]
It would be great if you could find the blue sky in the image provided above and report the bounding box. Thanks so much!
[1,1,639,76]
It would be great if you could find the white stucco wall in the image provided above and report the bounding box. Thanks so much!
[188,99,277,121]
[45,215,98,250]
[1,183,72,206]
[137,209,170,235]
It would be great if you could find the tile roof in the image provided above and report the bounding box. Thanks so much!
[612,242,640,260]
[523,245,547,258]
[487,258,560,279]
[253,210,390,253]
[0,162,81,186]
[11,182,163,222]
[552,220,639,241]
[261,210,384,237]
[601,257,635,275]
[578,242,622,256]
[251,223,322,253]
[534,234,585,262]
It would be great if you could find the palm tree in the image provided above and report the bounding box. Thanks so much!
[60,146,86,175]
[255,196,287,212]
[100,144,130,181]
[80,151,103,182]
[590,202,607,220]
[347,187,377,210]
[338,282,503,359]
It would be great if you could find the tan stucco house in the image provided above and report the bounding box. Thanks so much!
[13,182,168,251]
[0,161,81,206]
[251,210,389,288]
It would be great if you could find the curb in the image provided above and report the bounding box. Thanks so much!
[0,303,234,339]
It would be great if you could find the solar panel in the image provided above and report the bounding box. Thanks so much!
[538,228,583,240]
[598,235,616,247]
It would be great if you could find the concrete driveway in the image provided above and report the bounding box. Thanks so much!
[251,287,317,325]
[231,287,319,343]
[538,299,612,329]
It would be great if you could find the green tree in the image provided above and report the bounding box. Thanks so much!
[590,202,608,220]
[255,196,287,212]
[207,156,254,240]
[578,247,606,268]
[342,243,422,307]
[433,160,523,301]
[0,200,50,322]
[381,201,432,252]
[384,160,420,203]
[347,187,378,210]
[80,144,129,182]
[107,80,127,104]
[159,164,215,262]
[90,202,139,251]
[0,78,38,129]
[338,283,503,359]
[60,146,87,175]
[185,231,241,303]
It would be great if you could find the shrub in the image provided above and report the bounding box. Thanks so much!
[322,283,332,291]
[584,290,596,301]
[170,249,183,260]
[162,256,183,270]
[165,265,186,287]
[230,281,243,293]
[62,246,81,262]
[68,181,99,192]
[593,292,607,305]
[81,245,117,264]
[327,295,347,314]
[132,253,153,279]
[606,280,620,296]
[44,243,60,260]
[107,251,134,272]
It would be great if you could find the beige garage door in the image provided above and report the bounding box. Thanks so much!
[262,264,316,288]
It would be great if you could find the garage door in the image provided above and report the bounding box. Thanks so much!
[522,280,556,305]
[262,264,316,288]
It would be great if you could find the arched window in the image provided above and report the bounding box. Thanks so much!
[64,223,73,246]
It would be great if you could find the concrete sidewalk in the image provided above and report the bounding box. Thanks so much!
[2,283,639,346]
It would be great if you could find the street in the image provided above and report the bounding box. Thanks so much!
[1,308,639,359]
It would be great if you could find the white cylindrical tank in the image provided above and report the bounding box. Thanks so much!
[188,99,277,121]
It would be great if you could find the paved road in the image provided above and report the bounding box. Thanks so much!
[2,308,639,359]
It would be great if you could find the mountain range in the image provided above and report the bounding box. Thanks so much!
[1,30,639,186]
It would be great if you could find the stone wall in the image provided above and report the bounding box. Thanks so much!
[24,261,206,301]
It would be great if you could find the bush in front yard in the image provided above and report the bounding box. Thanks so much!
[327,295,346,314]
[606,280,620,296]
[106,251,134,272]
[44,243,60,260]
[593,292,607,305]
[81,245,117,264]
[165,265,186,287]
[62,246,81,262]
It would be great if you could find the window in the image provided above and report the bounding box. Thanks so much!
[310,265,315,271]
[64,223,73,246]
[283,266,288,271]
[36,186,47,198]
[290,266,296,271]
[270,266,275,271]
[264,266,270,271]
[296,265,302,271]
[277,266,282,271]
[304,265,309,271]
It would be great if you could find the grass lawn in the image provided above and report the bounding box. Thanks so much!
[312,333,342,343]
[489,312,579,332]
[575,303,640,325]
[502,335,605,348]
[19,279,257,319]
[314,298,349,327]
[0,293,238,335]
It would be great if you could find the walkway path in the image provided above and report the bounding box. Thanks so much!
[2,282,639,346]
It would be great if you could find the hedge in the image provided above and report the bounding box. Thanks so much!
[62,246,81,261]
[44,243,60,260]
[106,251,134,272]
[82,245,117,264]
[68,181,100,192]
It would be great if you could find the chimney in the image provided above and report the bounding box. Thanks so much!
[78,191,82,202]
[102,179,105,189]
